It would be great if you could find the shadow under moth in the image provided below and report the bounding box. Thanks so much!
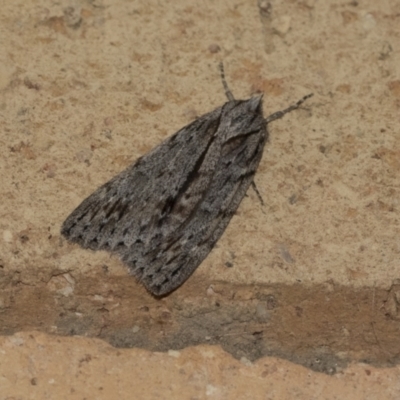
[61,63,313,296]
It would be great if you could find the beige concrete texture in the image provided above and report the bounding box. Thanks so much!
[0,0,399,398]
[1,331,400,400]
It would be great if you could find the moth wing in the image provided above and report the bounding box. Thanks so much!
[120,96,267,295]
[61,104,224,251]
[62,96,266,296]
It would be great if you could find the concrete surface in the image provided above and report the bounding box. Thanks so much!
[0,0,399,398]
[1,331,400,400]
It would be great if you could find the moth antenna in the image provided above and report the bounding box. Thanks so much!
[219,62,235,101]
[251,181,265,206]
[265,93,313,124]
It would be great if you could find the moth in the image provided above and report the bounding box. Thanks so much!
[61,63,312,296]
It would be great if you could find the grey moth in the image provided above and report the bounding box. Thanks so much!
[61,64,312,296]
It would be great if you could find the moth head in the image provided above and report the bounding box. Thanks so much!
[222,95,265,139]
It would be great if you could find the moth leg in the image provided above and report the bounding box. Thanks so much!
[251,181,265,206]
[219,62,235,101]
[265,93,313,124]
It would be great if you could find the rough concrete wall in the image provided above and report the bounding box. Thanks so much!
[0,0,399,398]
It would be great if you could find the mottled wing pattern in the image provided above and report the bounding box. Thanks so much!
[62,96,267,296]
